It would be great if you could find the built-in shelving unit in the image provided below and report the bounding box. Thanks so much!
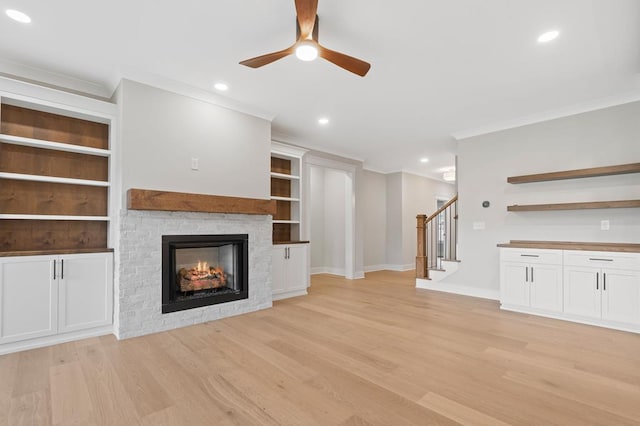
[270,142,307,243]
[0,101,111,253]
[507,163,640,212]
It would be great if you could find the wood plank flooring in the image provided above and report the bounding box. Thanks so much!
[2,270,640,425]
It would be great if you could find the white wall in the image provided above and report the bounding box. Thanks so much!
[385,172,456,270]
[309,166,326,270]
[445,101,640,294]
[309,165,348,275]
[401,173,456,266]
[362,170,387,270]
[385,173,404,267]
[119,79,271,199]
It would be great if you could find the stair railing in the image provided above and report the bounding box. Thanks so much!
[416,194,458,279]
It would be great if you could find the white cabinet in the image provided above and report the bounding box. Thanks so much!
[500,249,563,313]
[0,253,113,347]
[272,244,309,301]
[564,251,640,326]
[58,253,113,333]
[500,246,640,333]
[0,256,58,344]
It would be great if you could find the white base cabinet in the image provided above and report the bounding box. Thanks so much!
[563,251,640,326]
[500,247,640,333]
[500,249,563,313]
[0,252,113,350]
[272,243,309,301]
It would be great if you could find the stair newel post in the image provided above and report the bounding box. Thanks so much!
[416,214,428,279]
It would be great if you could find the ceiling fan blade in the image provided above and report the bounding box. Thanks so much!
[295,0,318,39]
[318,45,371,77]
[239,46,296,68]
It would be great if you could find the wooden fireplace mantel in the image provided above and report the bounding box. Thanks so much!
[127,189,277,216]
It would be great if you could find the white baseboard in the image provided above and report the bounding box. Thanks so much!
[500,305,640,334]
[0,325,114,355]
[310,267,346,276]
[364,264,387,273]
[383,263,415,272]
[415,279,499,301]
[272,288,308,301]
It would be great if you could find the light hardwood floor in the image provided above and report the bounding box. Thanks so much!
[2,270,640,425]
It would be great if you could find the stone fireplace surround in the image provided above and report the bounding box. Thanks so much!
[116,189,275,339]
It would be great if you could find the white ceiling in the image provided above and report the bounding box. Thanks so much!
[1,0,639,179]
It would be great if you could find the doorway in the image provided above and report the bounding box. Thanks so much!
[305,156,356,279]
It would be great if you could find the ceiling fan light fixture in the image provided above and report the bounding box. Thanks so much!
[295,41,318,61]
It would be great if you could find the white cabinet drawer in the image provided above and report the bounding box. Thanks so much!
[563,251,640,271]
[500,248,562,265]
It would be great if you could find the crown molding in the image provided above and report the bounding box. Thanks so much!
[452,89,640,140]
[0,59,113,99]
[119,71,275,121]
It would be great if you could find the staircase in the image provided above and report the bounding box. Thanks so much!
[415,194,459,282]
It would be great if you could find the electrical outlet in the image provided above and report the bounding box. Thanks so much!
[191,158,199,170]
[600,220,610,231]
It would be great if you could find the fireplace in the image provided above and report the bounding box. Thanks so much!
[162,234,248,313]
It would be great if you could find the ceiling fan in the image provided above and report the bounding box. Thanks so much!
[239,0,371,77]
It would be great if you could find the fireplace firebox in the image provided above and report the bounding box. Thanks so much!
[162,234,248,313]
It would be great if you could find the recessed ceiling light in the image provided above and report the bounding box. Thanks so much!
[420,158,429,163]
[443,170,456,182]
[537,30,559,43]
[213,82,229,91]
[6,9,31,23]
[318,117,329,125]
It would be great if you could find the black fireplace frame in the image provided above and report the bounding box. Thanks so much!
[162,234,249,313]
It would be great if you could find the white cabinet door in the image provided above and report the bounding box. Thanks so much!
[58,253,113,333]
[286,245,308,292]
[529,264,563,312]
[271,247,287,295]
[500,262,529,307]
[0,256,58,344]
[601,269,640,324]
[563,266,600,318]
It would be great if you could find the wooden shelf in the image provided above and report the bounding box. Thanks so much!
[0,172,109,187]
[271,196,300,202]
[0,214,110,221]
[507,200,640,212]
[507,163,640,184]
[270,172,300,180]
[0,133,110,157]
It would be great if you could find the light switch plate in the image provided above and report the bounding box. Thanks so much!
[600,220,610,230]
[473,221,486,230]
[191,158,199,170]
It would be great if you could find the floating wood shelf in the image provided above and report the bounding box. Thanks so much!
[507,200,640,212]
[507,163,640,184]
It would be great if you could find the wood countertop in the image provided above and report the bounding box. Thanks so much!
[0,248,115,257]
[497,240,640,253]
[273,241,310,245]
